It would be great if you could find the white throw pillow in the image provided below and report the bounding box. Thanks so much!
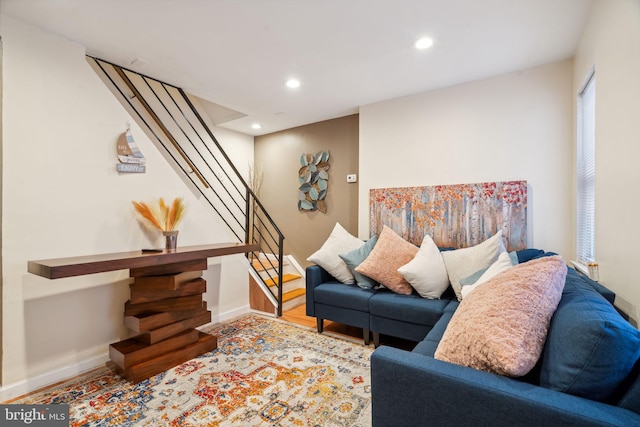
[461,250,514,298]
[398,235,450,299]
[441,230,505,300]
[307,222,364,284]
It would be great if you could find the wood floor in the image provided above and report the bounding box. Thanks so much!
[280,303,366,341]
[280,303,416,350]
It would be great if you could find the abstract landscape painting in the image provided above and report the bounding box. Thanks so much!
[370,181,527,251]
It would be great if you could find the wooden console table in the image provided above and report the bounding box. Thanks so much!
[28,242,258,382]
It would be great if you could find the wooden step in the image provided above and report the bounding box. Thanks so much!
[109,328,200,370]
[263,273,301,287]
[134,310,211,345]
[124,294,203,316]
[113,331,217,383]
[283,288,305,302]
[130,278,205,303]
[252,260,280,272]
[283,291,306,311]
[125,307,205,332]
[131,270,203,291]
[130,259,207,278]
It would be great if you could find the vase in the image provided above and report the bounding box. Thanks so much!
[162,230,179,251]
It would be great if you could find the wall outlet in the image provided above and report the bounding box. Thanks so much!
[346,174,357,183]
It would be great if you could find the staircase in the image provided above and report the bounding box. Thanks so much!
[88,56,303,316]
[249,255,306,313]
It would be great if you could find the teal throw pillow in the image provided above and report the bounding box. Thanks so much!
[339,236,379,289]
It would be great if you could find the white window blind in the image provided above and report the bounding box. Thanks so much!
[577,71,596,264]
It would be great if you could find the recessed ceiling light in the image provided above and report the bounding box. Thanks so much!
[251,123,262,129]
[286,78,301,89]
[414,37,434,50]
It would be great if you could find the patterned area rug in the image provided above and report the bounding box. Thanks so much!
[10,315,373,426]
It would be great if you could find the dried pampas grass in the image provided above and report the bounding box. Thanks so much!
[133,197,186,231]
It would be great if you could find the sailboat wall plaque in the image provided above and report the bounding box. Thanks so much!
[116,129,146,173]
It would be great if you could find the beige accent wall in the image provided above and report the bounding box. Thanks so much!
[573,0,640,323]
[254,115,359,267]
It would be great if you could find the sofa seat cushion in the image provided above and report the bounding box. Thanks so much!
[369,291,453,326]
[314,282,377,312]
[413,307,458,357]
[539,267,640,403]
[424,307,458,341]
[412,340,438,357]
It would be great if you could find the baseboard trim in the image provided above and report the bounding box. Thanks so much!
[198,304,252,330]
[1,305,252,402]
[0,354,110,402]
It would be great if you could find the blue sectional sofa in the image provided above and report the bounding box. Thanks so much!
[306,262,458,346]
[306,250,640,426]
[306,249,549,347]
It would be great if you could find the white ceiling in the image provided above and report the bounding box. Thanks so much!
[1,0,593,136]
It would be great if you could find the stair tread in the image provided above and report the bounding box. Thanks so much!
[283,288,305,302]
[264,273,301,287]
[252,257,290,269]
[252,260,281,271]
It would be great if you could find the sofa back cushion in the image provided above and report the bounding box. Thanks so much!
[617,364,640,415]
[539,267,640,403]
[578,270,616,304]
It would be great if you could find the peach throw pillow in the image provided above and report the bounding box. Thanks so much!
[435,255,566,377]
[355,226,418,295]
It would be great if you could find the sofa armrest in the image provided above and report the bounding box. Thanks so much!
[371,346,640,427]
[305,265,335,317]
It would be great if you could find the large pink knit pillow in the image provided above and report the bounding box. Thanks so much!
[434,255,566,377]
[355,226,418,295]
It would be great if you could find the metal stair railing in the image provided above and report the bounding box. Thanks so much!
[88,56,286,316]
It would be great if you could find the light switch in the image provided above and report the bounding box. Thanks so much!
[347,174,357,183]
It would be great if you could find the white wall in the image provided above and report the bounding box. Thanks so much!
[1,15,253,394]
[359,60,574,259]
[573,0,640,322]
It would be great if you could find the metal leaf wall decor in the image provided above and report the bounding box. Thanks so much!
[298,150,330,213]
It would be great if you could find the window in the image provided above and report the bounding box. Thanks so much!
[577,71,596,264]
